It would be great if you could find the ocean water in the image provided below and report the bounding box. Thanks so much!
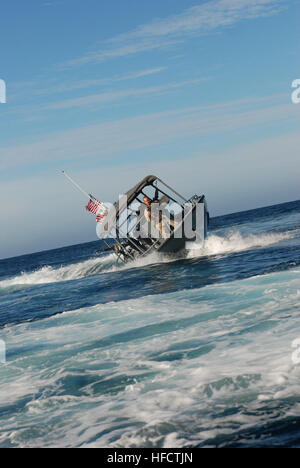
[0,200,300,448]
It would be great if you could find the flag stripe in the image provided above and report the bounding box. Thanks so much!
[85,199,101,214]
[85,195,107,223]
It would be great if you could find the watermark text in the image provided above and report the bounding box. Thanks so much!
[95,197,205,244]
[0,79,6,104]
[0,340,6,364]
[291,79,300,104]
[292,338,300,364]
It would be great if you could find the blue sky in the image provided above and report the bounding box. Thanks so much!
[0,0,299,258]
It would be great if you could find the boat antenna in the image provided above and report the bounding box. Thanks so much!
[61,170,91,200]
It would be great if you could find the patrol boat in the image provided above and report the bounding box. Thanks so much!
[96,175,209,264]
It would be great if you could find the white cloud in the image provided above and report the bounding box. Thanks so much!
[35,67,167,96]
[62,0,284,67]
[111,0,281,39]
[63,39,182,68]
[44,78,208,110]
[0,94,298,173]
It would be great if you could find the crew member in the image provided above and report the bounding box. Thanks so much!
[143,195,174,239]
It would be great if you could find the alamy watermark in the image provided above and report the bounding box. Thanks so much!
[0,79,6,104]
[95,196,206,246]
[0,339,6,364]
[291,79,300,104]
[291,338,300,364]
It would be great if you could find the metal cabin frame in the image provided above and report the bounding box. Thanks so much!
[97,175,207,263]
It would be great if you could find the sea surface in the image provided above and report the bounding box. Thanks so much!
[0,200,300,448]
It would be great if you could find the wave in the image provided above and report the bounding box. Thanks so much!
[0,230,293,289]
[187,230,293,258]
[1,267,300,447]
[0,254,117,289]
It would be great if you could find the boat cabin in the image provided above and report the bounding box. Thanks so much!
[96,175,209,263]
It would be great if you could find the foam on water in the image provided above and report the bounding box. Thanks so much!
[0,268,299,447]
[0,254,117,288]
[0,230,293,290]
[0,200,299,447]
[188,230,293,258]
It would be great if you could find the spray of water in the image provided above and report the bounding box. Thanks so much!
[187,230,292,258]
[0,230,293,289]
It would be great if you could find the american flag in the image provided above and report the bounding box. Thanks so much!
[85,195,107,223]
[85,196,101,215]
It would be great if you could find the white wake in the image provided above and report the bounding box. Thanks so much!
[0,230,293,289]
[187,230,292,258]
[0,254,117,288]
